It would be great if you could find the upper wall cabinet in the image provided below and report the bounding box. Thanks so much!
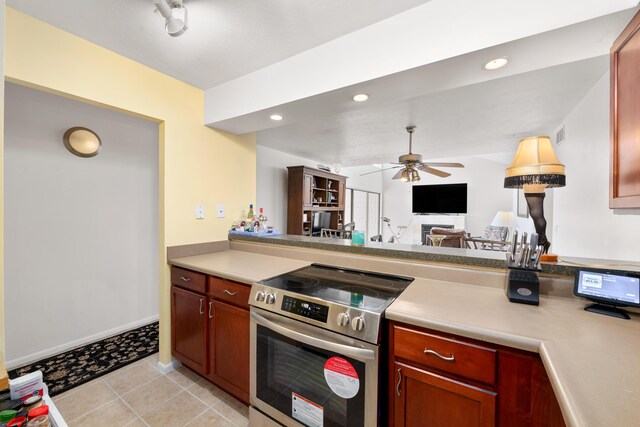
[610,10,640,208]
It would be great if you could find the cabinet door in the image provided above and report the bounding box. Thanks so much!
[208,300,250,402]
[610,10,640,208]
[394,362,495,427]
[338,179,346,209]
[303,174,313,207]
[171,286,207,375]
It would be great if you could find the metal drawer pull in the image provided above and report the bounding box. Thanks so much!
[208,302,213,319]
[180,276,191,282]
[424,348,455,361]
[396,368,402,397]
[199,299,204,315]
[223,290,237,296]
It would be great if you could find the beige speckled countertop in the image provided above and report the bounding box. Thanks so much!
[169,248,640,427]
[387,278,640,427]
[169,249,310,284]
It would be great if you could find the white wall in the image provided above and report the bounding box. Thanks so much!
[381,156,513,243]
[4,83,159,367]
[256,145,320,232]
[551,71,640,261]
[339,165,383,194]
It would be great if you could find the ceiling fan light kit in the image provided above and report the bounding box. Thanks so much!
[360,125,464,182]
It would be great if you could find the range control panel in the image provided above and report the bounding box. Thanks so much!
[281,296,329,323]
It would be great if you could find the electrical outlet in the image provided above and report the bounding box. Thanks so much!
[217,204,225,218]
[196,204,205,219]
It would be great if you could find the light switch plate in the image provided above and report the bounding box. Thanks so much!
[216,204,225,218]
[196,204,205,219]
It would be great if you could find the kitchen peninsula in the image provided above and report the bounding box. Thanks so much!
[167,236,640,427]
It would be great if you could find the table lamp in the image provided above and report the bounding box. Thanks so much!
[504,136,565,253]
[491,210,514,231]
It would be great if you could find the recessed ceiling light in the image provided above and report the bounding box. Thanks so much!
[352,94,369,102]
[270,114,283,121]
[483,57,509,70]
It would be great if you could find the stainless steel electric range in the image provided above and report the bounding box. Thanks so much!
[248,264,414,427]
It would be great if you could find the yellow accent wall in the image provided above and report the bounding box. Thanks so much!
[2,7,256,365]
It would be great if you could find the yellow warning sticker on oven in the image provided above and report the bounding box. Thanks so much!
[292,392,323,427]
[324,356,360,399]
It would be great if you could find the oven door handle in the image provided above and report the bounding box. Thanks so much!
[251,311,376,361]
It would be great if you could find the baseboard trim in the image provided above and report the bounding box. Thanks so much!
[6,315,159,370]
[157,358,181,374]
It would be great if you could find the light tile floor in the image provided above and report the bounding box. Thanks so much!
[52,353,249,427]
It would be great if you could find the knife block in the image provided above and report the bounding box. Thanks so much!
[505,268,540,306]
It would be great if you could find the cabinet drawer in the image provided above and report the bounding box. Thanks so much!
[394,326,496,385]
[171,266,206,294]
[209,277,251,309]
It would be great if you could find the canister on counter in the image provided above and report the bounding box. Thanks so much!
[0,410,17,423]
[26,406,48,421]
[21,396,41,413]
[7,416,27,427]
[25,416,49,427]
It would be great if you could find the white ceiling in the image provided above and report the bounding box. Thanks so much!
[6,0,429,89]
[256,55,609,166]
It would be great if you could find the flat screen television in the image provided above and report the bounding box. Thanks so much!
[412,183,467,214]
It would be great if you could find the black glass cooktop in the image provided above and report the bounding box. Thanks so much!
[258,264,414,312]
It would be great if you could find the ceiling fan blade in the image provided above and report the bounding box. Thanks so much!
[392,168,406,180]
[421,162,465,168]
[359,165,402,176]
[420,166,451,178]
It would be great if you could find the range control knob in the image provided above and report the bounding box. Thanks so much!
[265,293,277,305]
[255,291,266,302]
[351,316,365,332]
[336,312,350,327]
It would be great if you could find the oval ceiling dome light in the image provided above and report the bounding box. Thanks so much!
[270,114,284,121]
[483,57,509,70]
[63,127,102,158]
[352,94,369,102]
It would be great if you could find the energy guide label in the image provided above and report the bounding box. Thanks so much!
[292,392,323,427]
[324,356,360,399]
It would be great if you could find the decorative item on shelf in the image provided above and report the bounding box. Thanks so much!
[63,127,101,158]
[317,164,331,172]
[504,136,565,253]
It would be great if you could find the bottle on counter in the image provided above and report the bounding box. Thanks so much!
[255,208,266,233]
[248,204,255,220]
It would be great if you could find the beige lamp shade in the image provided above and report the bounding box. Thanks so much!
[491,211,514,228]
[63,127,101,158]
[504,136,565,191]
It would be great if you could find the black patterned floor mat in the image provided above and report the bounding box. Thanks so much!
[8,322,159,397]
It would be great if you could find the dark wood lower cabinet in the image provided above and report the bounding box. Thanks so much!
[208,300,250,403]
[171,267,250,404]
[389,322,565,427]
[171,286,207,375]
[498,351,565,427]
[394,362,496,427]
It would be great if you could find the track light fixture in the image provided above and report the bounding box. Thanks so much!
[154,0,188,37]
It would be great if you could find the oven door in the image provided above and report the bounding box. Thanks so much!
[250,307,379,427]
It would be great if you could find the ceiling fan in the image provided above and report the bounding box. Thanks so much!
[361,125,464,182]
